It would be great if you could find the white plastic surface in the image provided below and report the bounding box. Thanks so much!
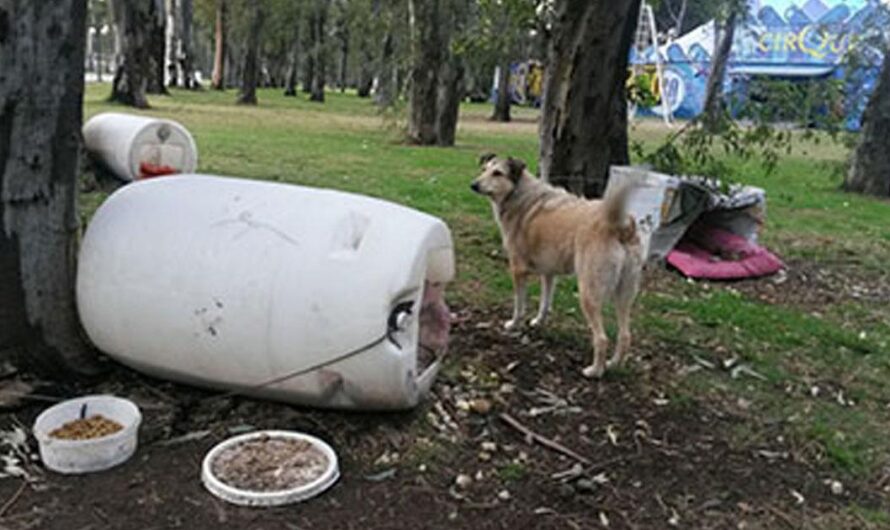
[201,430,339,507]
[33,395,141,474]
[82,112,198,181]
[76,175,455,410]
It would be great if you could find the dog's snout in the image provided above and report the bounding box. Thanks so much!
[470,182,481,193]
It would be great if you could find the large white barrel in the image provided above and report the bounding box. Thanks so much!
[76,175,455,410]
[83,113,198,181]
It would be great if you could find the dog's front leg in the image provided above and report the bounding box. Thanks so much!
[504,270,528,331]
[530,275,556,328]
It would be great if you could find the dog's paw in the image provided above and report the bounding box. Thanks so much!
[529,316,545,328]
[582,364,605,379]
[503,319,520,331]
[606,357,623,369]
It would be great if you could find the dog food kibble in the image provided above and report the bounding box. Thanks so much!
[211,436,328,492]
[49,415,124,440]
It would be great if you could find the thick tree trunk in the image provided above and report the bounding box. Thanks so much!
[492,61,511,122]
[374,31,396,107]
[310,1,329,102]
[436,58,465,147]
[846,55,890,196]
[146,0,168,95]
[180,0,197,89]
[211,0,226,90]
[284,17,301,97]
[539,0,642,198]
[0,0,100,373]
[237,2,264,105]
[110,0,151,108]
[702,10,738,133]
[407,0,443,144]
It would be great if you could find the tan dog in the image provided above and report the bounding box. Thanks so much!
[471,154,644,378]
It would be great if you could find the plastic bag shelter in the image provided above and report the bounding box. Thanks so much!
[76,175,455,410]
[83,113,198,181]
[608,166,784,280]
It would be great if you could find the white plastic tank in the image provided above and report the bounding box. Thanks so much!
[76,175,455,410]
[83,112,198,181]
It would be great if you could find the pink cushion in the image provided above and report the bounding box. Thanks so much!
[666,226,784,280]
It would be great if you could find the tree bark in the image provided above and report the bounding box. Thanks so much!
[146,0,168,95]
[284,14,301,97]
[357,45,374,97]
[492,62,511,122]
[374,30,396,107]
[436,57,465,147]
[0,0,100,373]
[310,0,329,102]
[539,0,642,198]
[845,54,890,196]
[211,0,226,90]
[407,0,443,144]
[702,9,738,133]
[302,10,316,94]
[338,25,349,93]
[180,0,196,89]
[167,0,182,88]
[110,0,151,108]
[237,1,264,105]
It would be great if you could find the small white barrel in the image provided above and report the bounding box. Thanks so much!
[83,112,198,181]
[76,175,455,410]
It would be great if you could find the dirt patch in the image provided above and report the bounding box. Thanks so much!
[0,306,884,529]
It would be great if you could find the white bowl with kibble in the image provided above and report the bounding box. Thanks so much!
[33,394,142,474]
[201,430,340,507]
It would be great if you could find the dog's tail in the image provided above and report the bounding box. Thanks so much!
[602,182,637,242]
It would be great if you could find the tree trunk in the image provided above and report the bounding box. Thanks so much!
[702,10,737,133]
[846,54,890,196]
[211,0,226,90]
[167,0,182,88]
[237,2,264,105]
[436,58,465,147]
[180,0,197,89]
[146,0,168,95]
[284,15,301,97]
[110,0,151,107]
[357,45,374,97]
[407,0,443,145]
[310,1,329,102]
[0,0,100,374]
[302,10,316,94]
[538,0,641,198]
[374,31,396,107]
[338,25,349,93]
[492,62,511,122]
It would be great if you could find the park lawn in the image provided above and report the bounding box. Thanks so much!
[81,84,890,522]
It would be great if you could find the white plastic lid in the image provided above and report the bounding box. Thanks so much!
[201,430,340,507]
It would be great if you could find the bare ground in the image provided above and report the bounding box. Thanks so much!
[0,268,887,529]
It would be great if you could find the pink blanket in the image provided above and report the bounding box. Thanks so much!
[666,225,784,280]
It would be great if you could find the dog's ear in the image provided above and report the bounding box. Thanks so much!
[506,157,526,181]
[479,152,497,167]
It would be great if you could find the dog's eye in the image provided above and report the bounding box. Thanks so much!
[492,170,504,177]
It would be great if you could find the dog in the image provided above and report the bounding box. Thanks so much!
[471,154,644,378]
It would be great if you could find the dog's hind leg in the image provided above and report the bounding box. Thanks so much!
[609,263,642,368]
[504,270,529,331]
[579,282,609,379]
[530,275,557,328]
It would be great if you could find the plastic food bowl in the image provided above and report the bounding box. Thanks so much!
[32,395,142,474]
[201,430,340,507]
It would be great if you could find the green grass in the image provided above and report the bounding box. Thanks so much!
[82,83,890,478]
